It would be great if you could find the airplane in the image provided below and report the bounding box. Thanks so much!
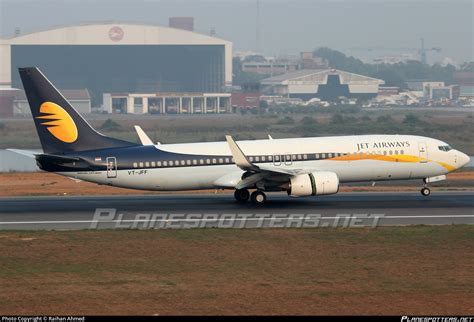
[9,67,470,205]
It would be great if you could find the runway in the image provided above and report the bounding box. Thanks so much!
[0,191,473,230]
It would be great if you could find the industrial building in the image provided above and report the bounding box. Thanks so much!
[261,69,384,101]
[231,83,261,111]
[0,23,232,109]
[103,92,231,114]
[15,89,91,115]
[454,71,474,99]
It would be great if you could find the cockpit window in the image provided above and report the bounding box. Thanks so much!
[438,145,452,152]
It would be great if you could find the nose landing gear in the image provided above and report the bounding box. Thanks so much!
[421,187,431,196]
[421,179,431,196]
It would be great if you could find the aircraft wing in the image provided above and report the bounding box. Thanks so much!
[225,135,311,189]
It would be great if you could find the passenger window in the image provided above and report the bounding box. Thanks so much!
[163,161,168,166]
[297,154,302,160]
[200,159,204,164]
[400,150,404,155]
[139,162,144,167]
[328,153,332,158]
[219,158,223,163]
[389,151,393,155]
[169,161,174,166]
[303,154,308,160]
[206,159,211,164]
[249,157,254,162]
[157,161,162,167]
[394,150,398,155]
[133,162,138,168]
[212,158,217,164]
[181,160,185,166]
[151,161,156,167]
[255,156,259,162]
[186,160,191,165]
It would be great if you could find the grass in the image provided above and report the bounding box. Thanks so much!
[2,109,473,154]
[0,226,473,315]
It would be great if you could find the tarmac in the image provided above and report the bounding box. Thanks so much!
[0,191,472,230]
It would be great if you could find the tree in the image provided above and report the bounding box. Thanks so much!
[460,62,474,72]
[313,47,457,86]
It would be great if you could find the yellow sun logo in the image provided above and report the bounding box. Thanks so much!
[36,102,78,143]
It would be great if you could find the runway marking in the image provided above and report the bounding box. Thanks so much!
[1,215,473,225]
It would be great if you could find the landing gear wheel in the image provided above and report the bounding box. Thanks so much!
[251,190,267,205]
[234,189,250,202]
[421,187,431,196]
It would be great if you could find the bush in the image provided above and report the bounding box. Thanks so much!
[403,113,421,125]
[330,113,345,124]
[100,119,122,131]
[376,115,394,123]
[301,116,316,125]
[277,116,295,125]
[249,107,259,115]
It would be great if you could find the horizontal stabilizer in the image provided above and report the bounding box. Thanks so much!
[6,149,40,158]
[36,154,81,164]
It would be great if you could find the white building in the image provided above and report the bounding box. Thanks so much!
[261,69,384,101]
[0,23,233,107]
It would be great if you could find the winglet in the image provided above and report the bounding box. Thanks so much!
[134,125,154,146]
[225,135,258,171]
[268,134,273,140]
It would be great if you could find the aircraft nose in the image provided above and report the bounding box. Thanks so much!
[457,152,470,168]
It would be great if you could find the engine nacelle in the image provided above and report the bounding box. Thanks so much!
[288,171,339,197]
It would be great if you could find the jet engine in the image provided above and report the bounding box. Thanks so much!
[287,171,339,197]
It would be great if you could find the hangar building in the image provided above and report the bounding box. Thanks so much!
[261,69,384,101]
[0,23,232,107]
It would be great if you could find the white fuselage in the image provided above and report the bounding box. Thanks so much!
[60,134,469,192]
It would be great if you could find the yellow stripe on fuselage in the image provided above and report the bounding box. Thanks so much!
[329,153,455,172]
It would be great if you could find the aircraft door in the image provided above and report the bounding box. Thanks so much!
[106,157,117,178]
[273,154,281,166]
[418,142,428,163]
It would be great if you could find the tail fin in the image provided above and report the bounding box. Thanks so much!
[18,67,136,154]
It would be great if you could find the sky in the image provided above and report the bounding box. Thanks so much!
[0,0,472,64]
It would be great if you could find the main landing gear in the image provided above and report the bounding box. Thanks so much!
[421,179,431,197]
[250,190,267,205]
[234,189,267,205]
[234,188,250,203]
